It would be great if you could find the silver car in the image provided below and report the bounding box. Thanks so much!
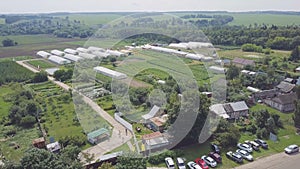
[236,149,254,161]
[238,143,253,153]
[285,144,299,154]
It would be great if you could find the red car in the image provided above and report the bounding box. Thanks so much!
[195,158,209,169]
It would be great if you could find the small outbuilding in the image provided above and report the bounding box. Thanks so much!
[142,105,160,121]
[46,141,61,153]
[87,128,110,145]
[32,137,46,149]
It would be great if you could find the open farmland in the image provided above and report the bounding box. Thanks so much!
[26,59,57,69]
[57,13,124,25]
[0,61,34,85]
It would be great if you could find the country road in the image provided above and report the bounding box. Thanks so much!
[16,59,133,163]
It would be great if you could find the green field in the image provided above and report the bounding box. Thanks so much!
[0,85,14,119]
[26,59,57,69]
[0,18,5,24]
[0,35,63,46]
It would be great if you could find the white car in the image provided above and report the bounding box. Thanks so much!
[238,143,253,153]
[236,149,254,161]
[187,161,202,169]
[201,155,217,168]
[165,157,175,169]
[285,144,299,154]
[176,157,186,169]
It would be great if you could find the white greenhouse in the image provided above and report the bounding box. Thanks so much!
[88,46,105,52]
[48,55,71,65]
[94,66,127,80]
[63,54,82,62]
[187,42,213,49]
[37,51,51,58]
[64,48,78,55]
[79,53,97,59]
[106,50,125,57]
[92,51,110,58]
[50,50,65,56]
[76,47,89,53]
[169,43,189,49]
[185,53,203,60]
[209,66,226,74]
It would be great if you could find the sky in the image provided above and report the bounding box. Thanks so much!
[0,0,299,14]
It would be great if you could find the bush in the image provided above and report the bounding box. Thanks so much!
[241,43,263,53]
[147,150,183,165]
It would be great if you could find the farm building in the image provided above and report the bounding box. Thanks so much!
[88,46,105,52]
[209,66,226,74]
[276,81,295,93]
[253,89,277,100]
[79,52,97,59]
[94,66,127,79]
[232,58,255,68]
[76,47,89,53]
[48,55,71,65]
[32,137,46,149]
[46,141,61,153]
[64,48,78,55]
[92,51,110,58]
[45,68,60,76]
[142,105,161,121]
[223,101,249,120]
[50,50,65,56]
[63,54,82,62]
[107,50,125,57]
[169,43,189,49]
[187,42,213,49]
[87,128,110,145]
[37,51,51,58]
[264,93,297,112]
[142,132,169,151]
[185,53,203,60]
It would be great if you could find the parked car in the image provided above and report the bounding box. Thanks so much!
[237,143,253,153]
[177,157,186,169]
[201,155,217,168]
[195,158,209,169]
[208,152,222,163]
[236,149,254,161]
[245,140,260,151]
[254,139,268,149]
[187,161,202,169]
[211,143,220,154]
[285,144,299,154]
[165,157,175,169]
[226,151,243,163]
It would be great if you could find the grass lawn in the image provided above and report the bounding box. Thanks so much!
[26,59,57,69]
[0,127,40,162]
[0,85,14,119]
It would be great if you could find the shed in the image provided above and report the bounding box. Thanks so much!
[32,137,46,149]
[37,51,51,58]
[210,104,229,119]
[87,128,110,145]
[64,48,78,55]
[142,105,160,121]
[48,55,71,65]
[63,54,82,62]
[94,66,127,79]
[229,101,249,112]
[50,50,65,56]
[46,141,61,153]
[276,81,295,93]
[149,115,168,132]
[142,132,169,151]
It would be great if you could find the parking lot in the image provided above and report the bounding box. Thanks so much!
[236,152,300,169]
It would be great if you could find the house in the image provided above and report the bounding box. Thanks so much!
[276,81,295,93]
[32,137,46,149]
[253,89,277,100]
[142,132,169,151]
[232,58,255,68]
[87,128,110,145]
[46,141,61,153]
[149,115,168,132]
[223,101,249,120]
[264,93,298,112]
